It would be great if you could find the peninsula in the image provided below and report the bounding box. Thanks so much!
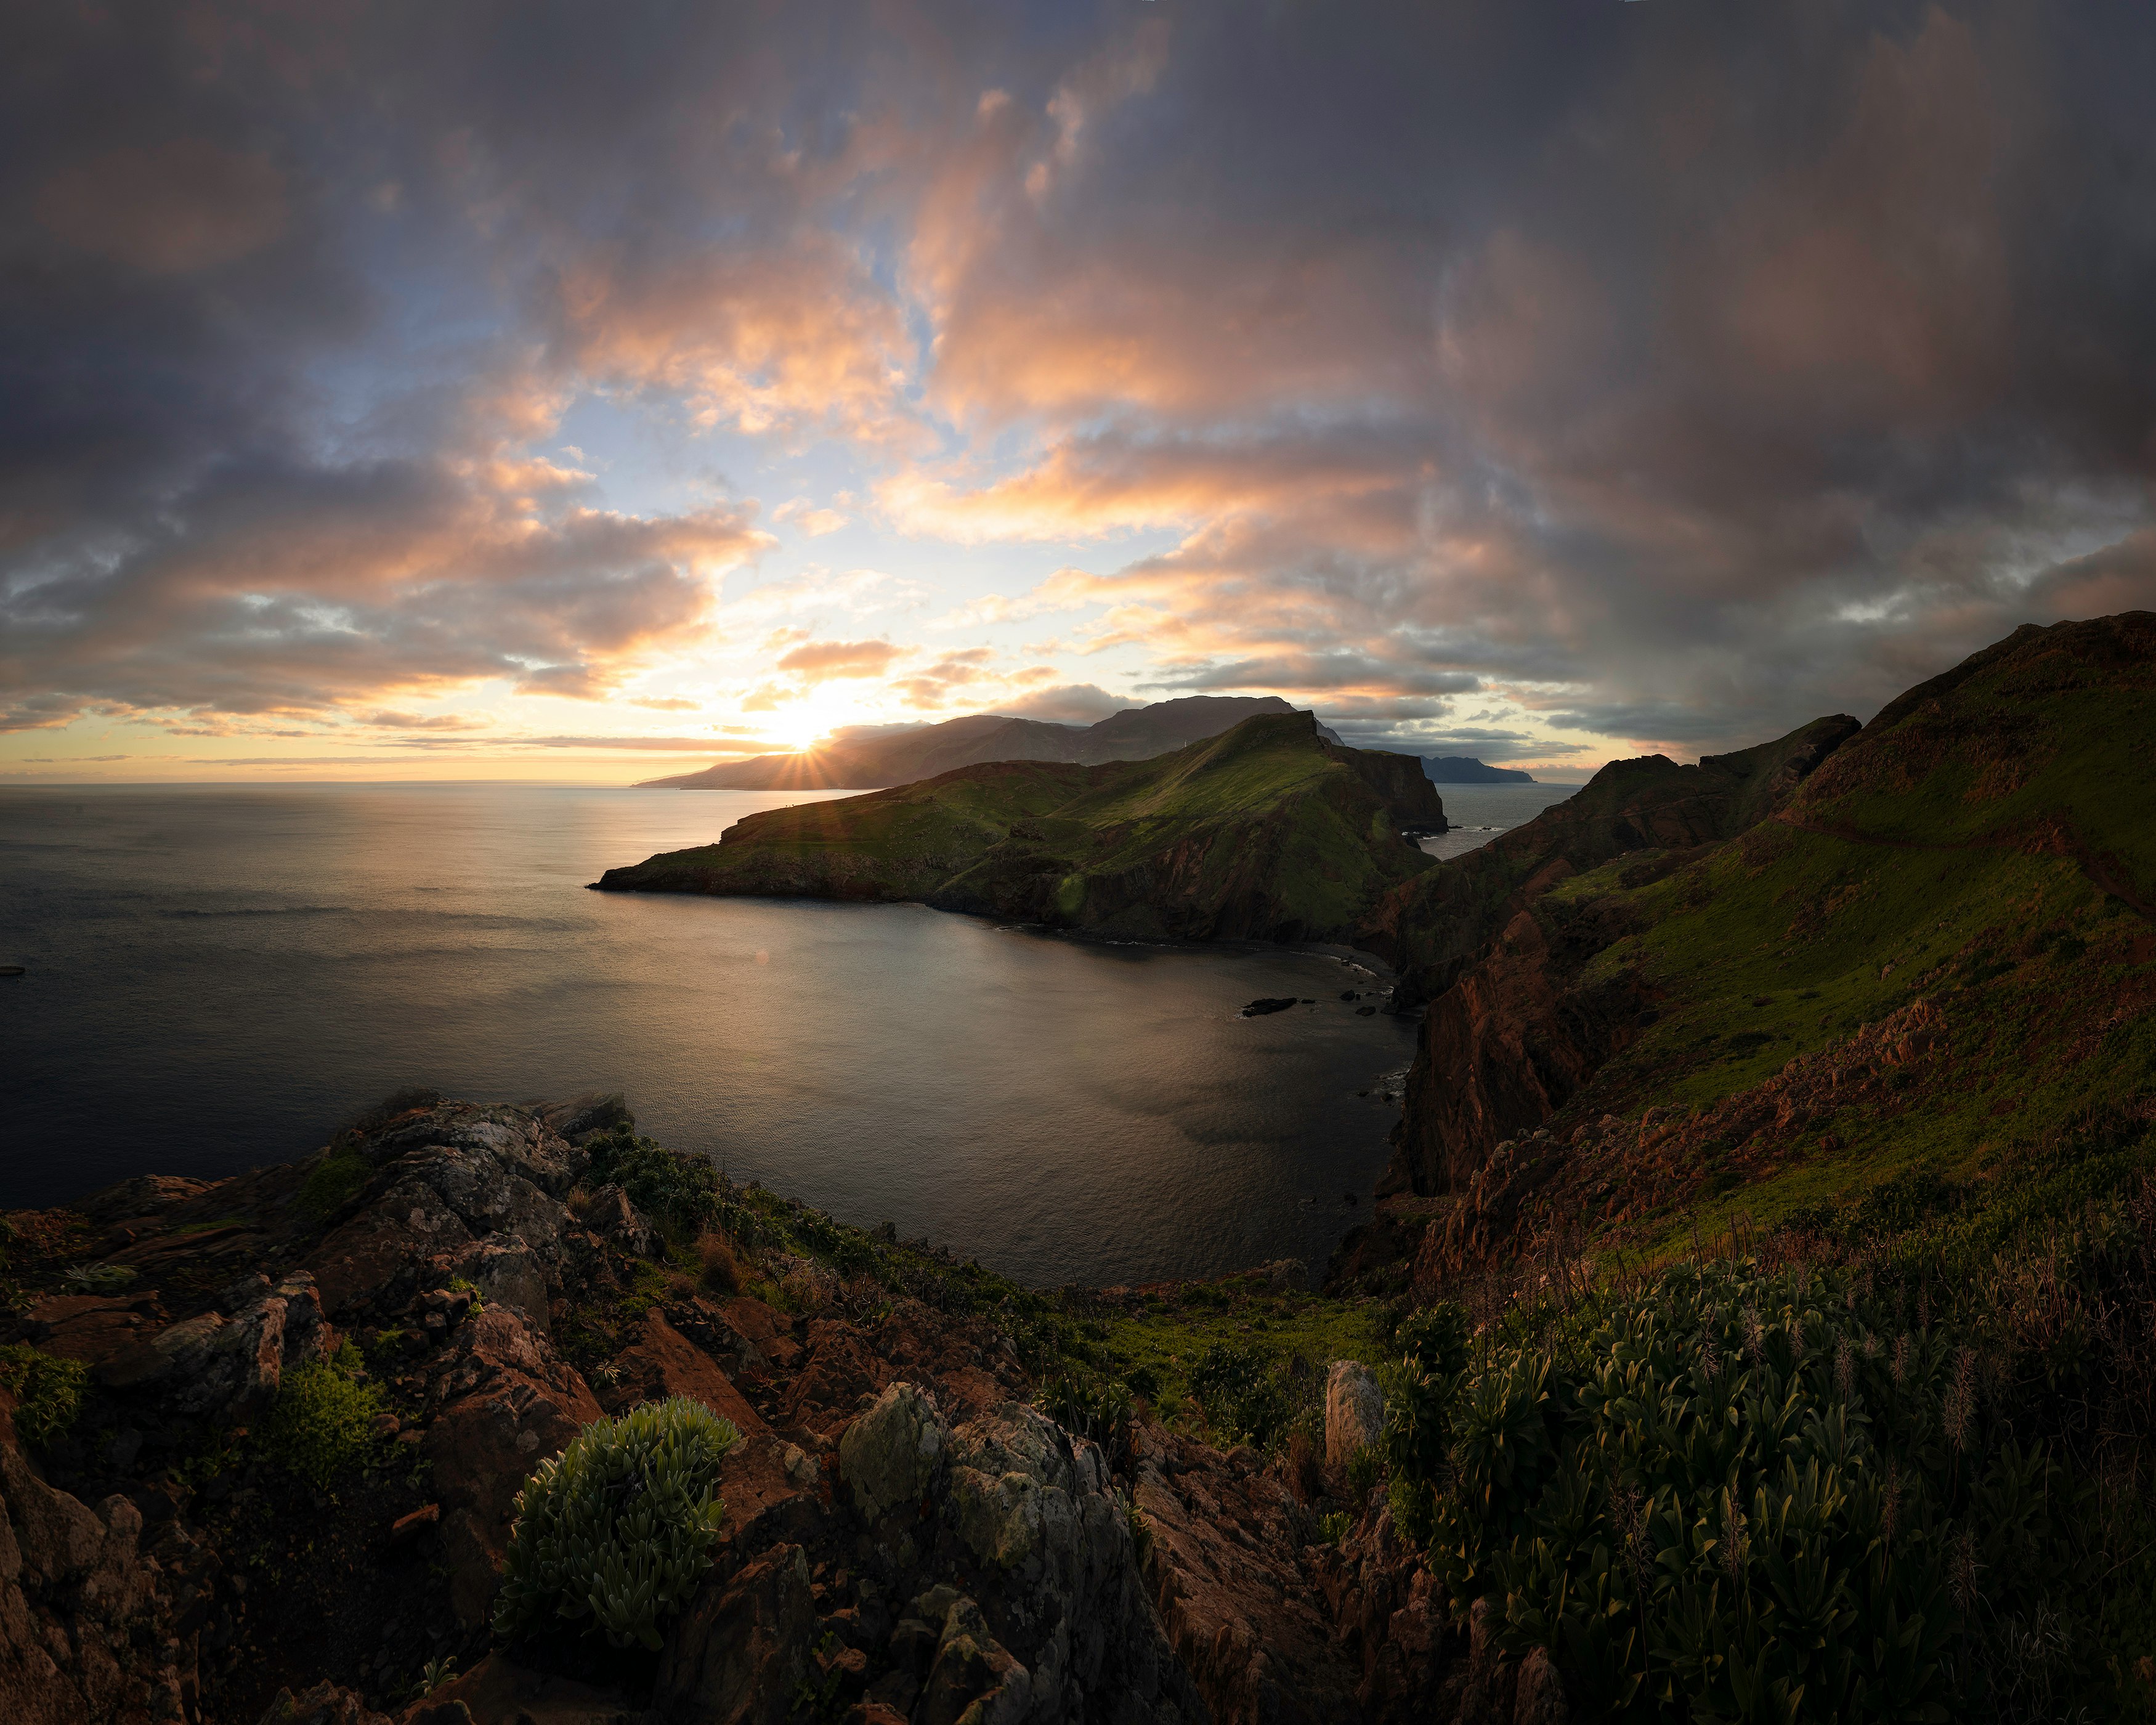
[598,712,1445,945]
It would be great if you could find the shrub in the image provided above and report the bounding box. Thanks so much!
[493,1397,741,1650]
[1398,1260,2079,1721]
[1037,1372,1133,1455]
[298,1145,373,1224]
[0,1343,86,1452]
[695,1234,740,1297]
[1188,1342,1295,1450]
[260,1342,386,1488]
[63,1262,137,1294]
[583,1129,721,1240]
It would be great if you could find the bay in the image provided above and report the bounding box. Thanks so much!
[0,782,1442,1288]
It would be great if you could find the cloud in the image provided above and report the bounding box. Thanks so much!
[773,638,902,680]
[771,497,851,536]
[358,710,492,731]
[994,682,1125,723]
[6,1,2156,768]
[35,141,288,275]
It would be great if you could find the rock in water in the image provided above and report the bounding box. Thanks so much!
[1324,1361,1384,1469]
[1241,997,1299,1017]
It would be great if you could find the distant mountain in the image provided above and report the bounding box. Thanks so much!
[1422,755,1536,784]
[639,695,1318,788]
[602,712,1445,944]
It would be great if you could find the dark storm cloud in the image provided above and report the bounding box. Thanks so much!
[2,1,2154,749]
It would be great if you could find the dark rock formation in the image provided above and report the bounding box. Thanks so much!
[2,1094,1571,1724]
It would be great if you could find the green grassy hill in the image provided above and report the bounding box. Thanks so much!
[595,712,1445,944]
[1372,613,2156,1257]
[1339,614,2156,1719]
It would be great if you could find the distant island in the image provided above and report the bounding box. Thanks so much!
[601,712,1443,944]
[641,694,1345,790]
[1420,755,1535,784]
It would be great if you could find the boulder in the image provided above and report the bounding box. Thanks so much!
[420,1305,603,1627]
[839,1382,947,1521]
[95,1273,331,1419]
[917,1596,1031,1725]
[257,1682,392,1725]
[582,1185,653,1259]
[450,1236,551,1336]
[1324,1361,1383,1470]
[1513,1647,1568,1725]
[652,1542,816,1724]
[0,1442,208,1724]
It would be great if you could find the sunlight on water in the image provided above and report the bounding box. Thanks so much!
[0,783,1420,1286]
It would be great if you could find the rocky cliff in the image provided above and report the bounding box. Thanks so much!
[1,1093,1570,1725]
[1336,611,2156,1297]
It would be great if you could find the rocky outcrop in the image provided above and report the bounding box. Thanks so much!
[1381,890,1647,1201]
[416,1304,606,1628]
[2,1092,1570,1724]
[95,1273,332,1420]
[0,1437,215,1724]
[1323,1364,1382,1470]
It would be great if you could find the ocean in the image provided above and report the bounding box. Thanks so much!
[0,777,1571,1285]
[0,781,1520,1286]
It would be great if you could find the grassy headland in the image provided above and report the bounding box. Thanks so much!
[596,710,1445,944]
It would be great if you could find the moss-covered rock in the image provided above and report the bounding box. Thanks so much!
[838,1380,948,1521]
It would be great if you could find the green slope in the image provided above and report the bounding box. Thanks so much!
[1374,611,2156,1263]
[594,712,1445,944]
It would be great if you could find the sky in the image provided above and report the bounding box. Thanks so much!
[3,0,2154,784]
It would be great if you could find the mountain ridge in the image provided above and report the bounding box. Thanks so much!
[641,695,1328,790]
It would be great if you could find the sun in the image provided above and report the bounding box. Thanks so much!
[763,691,878,753]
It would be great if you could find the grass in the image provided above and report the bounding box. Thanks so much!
[595,712,1438,943]
[0,1342,86,1452]
[259,1341,387,1490]
[298,1143,373,1224]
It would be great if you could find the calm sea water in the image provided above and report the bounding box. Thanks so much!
[0,781,1499,1287]
[1417,782,1580,861]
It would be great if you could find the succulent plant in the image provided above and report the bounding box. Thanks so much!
[492,1396,742,1650]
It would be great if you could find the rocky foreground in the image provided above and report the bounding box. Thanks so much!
[0,1095,1563,1725]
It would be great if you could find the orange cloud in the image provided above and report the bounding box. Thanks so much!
[774,638,903,680]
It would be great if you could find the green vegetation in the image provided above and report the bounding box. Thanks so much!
[583,1127,723,1239]
[62,1261,136,1294]
[298,1142,373,1224]
[493,1396,741,1651]
[1382,1249,2156,1721]
[0,1342,86,1452]
[259,1341,387,1489]
[596,712,1440,943]
[1368,618,2156,1718]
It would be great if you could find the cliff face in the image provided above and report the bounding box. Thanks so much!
[1359,713,1860,1010]
[1343,612,2156,1294]
[1362,715,1858,1204]
[601,713,1446,947]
